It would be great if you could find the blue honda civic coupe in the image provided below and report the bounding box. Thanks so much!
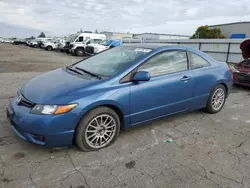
[7,44,233,151]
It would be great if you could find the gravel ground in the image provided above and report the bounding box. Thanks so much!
[1,43,250,188]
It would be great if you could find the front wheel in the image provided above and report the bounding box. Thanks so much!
[75,48,85,56]
[46,46,52,51]
[205,84,226,114]
[75,107,120,151]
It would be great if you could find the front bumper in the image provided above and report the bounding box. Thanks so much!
[6,98,81,147]
[233,72,250,87]
[69,48,75,54]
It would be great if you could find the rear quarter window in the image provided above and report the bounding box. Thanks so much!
[188,51,210,69]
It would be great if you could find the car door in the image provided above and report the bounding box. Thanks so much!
[186,51,216,109]
[130,50,195,125]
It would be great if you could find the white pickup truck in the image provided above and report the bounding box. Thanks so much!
[85,39,123,55]
[70,38,105,56]
[42,39,65,51]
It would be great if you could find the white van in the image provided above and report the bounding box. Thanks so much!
[68,33,106,56]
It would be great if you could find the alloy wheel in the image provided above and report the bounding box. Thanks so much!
[84,114,116,149]
[211,88,225,111]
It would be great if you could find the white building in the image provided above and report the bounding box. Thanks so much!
[133,33,190,40]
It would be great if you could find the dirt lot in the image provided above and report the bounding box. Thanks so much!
[1,43,250,188]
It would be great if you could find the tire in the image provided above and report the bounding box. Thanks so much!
[46,46,52,51]
[75,107,120,152]
[204,84,226,114]
[75,48,85,56]
[33,44,38,48]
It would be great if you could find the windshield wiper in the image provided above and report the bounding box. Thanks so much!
[66,65,84,75]
[75,67,102,80]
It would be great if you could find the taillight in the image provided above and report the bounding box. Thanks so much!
[227,64,234,79]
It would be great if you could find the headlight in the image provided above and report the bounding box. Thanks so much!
[230,65,240,73]
[31,104,78,115]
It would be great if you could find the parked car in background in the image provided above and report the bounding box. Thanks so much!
[70,38,105,56]
[41,39,65,51]
[63,33,106,55]
[6,44,232,151]
[37,37,53,48]
[29,40,39,48]
[12,39,26,45]
[2,39,11,43]
[25,40,32,46]
[86,39,123,55]
[231,39,250,87]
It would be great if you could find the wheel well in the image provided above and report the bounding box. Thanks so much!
[75,105,124,131]
[76,47,85,51]
[102,105,124,129]
[219,83,228,95]
[72,104,125,144]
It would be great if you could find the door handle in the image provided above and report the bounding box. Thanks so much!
[180,76,191,81]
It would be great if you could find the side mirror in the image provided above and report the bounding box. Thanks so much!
[132,71,150,82]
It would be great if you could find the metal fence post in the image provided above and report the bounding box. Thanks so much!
[226,43,231,63]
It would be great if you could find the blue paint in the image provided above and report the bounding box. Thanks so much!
[7,44,233,147]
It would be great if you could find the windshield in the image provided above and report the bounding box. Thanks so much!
[44,39,53,43]
[82,39,90,43]
[101,40,114,46]
[101,40,109,46]
[67,34,79,42]
[73,46,152,77]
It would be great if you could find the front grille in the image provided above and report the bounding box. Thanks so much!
[235,72,248,76]
[238,79,250,84]
[86,46,94,54]
[18,94,35,108]
[69,44,74,49]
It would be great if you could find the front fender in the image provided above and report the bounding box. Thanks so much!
[72,86,131,129]
[80,100,128,116]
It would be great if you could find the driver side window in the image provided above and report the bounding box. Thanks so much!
[138,50,188,76]
[76,36,83,42]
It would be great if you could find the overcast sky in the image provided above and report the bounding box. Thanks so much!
[1,0,250,37]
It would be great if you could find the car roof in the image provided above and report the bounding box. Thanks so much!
[123,43,176,49]
[123,43,217,64]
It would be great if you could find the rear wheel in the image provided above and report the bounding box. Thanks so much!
[205,84,226,114]
[33,44,38,48]
[46,46,52,51]
[75,48,85,56]
[75,107,120,151]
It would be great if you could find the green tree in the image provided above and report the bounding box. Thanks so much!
[38,32,46,38]
[190,25,226,39]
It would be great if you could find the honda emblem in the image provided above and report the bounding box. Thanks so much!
[16,96,22,104]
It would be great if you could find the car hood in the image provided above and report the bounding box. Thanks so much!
[21,68,99,104]
[88,44,100,47]
[240,39,250,59]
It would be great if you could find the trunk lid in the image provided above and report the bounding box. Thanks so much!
[240,39,250,59]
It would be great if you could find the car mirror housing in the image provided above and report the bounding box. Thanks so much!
[132,71,151,82]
